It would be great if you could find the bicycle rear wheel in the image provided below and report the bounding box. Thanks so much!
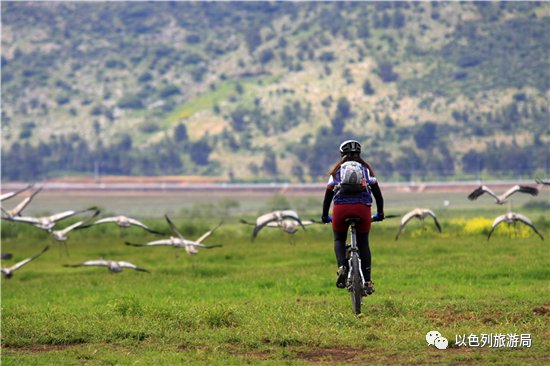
[350,253,362,315]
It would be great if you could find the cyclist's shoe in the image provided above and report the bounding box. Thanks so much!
[336,266,348,289]
[363,281,375,295]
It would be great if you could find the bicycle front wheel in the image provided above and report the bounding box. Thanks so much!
[350,253,362,315]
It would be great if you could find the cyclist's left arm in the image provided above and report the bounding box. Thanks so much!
[322,177,336,223]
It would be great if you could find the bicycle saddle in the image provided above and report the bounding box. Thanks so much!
[345,217,361,224]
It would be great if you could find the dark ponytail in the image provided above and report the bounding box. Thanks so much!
[328,155,376,177]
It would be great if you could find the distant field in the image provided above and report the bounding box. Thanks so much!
[3,182,548,218]
[1,193,549,365]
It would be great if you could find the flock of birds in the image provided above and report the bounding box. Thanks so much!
[395,183,545,241]
[0,184,229,278]
[1,180,548,279]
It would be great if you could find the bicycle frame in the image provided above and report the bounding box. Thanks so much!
[346,220,367,288]
[345,218,367,315]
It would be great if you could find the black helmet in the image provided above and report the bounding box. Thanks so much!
[339,140,361,157]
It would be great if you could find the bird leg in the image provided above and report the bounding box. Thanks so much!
[288,234,296,246]
[62,241,70,257]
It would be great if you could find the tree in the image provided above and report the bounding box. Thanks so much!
[331,117,345,135]
[394,147,422,181]
[393,10,406,28]
[189,138,212,165]
[413,122,437,150]
[230,108,248,132]
[362,79,375,95]
[174,123,188,142]
[319,51,335,62]
[263,149,278,176]
[245,28,262,54]
[335,97,352,120]
[377,62,398,82]
[159,85,181,98]
[117,95,144,109]
[462,149,483,175]
[357,20,370,39]
[291,163,305,182]
[259,48,275,65]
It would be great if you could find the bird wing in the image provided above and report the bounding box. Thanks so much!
[9,246,49,271]
[65,259,109,267]
[280,214,306,230]
[300,220,317,226]
[5,215,42,225]
[196,221,223,244]
[1,207,10,218]
[125,239,173,247]
[266,222,281,228]
[425,209,442,232]
[0,184,34,201]
[252,217,277,240]
[93,217,120,225]
[487,214,507,240]
[395,209,420,240]
[8,197,34,217]
[198,243,223,249]
[165,214,185,240]
[400,209,421,227]
[56,210,101,235]
[255,211,280,226]
[49,207,97,223]
[513,213,545,240]
[252,211,303,239]
[7,186,43,217]
[183,240,223,249]
[239,218,256,225]
[502,185,539,200]
[468,186,498,201]
[280,210,300,220]
[118,261,149,272]
[126,217,164,235]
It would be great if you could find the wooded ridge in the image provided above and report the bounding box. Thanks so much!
[1,2,548,182]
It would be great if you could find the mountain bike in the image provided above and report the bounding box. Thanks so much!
[345,216,382,315]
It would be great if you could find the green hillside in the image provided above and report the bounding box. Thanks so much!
[1,2,549,181]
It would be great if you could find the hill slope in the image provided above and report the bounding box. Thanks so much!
[1,2,549,181]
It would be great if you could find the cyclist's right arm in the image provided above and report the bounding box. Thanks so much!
[322,178,335,223]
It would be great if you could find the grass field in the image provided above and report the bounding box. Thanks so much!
[1,190,549,365]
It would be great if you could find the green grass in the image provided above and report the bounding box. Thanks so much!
[160,74,283,131]
[1,210,549,365]
[161,82,236,128]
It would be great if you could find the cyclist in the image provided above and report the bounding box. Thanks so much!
[321,140,384,295]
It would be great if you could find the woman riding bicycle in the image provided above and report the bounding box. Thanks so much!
[321,140,384,294]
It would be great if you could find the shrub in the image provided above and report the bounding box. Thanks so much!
[319,51,335,62]
[117,95,144,109]
[362,79,375,95]
[159,85,181,98]
[377,62,398,82]
[185,34,201,44]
